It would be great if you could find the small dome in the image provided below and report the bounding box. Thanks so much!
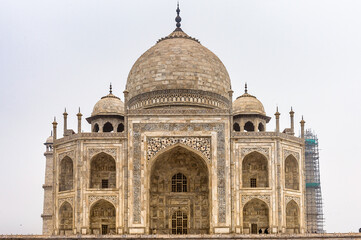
[45,136,53,144]
[92,93,124,116]
[233,92,266,116]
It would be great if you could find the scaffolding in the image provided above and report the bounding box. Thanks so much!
[304,129,325,233]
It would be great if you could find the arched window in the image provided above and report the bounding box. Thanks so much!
[103,122,113,132]
[59,202,73,234]
[90,200,116,235]
[172,211,188,234]
[244,121,255,132]
[285,155,299,190]
[117,123,124,132]
[258,123,265,132]
[242,152,268,188]
[233,122,240,132]
[286,200,300,234]
[59,157,73,192]
[90,153,116,189]
[93,124,99,132]
[243,199,269,234]
[172,173,187,192]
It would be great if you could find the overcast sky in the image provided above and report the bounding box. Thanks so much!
[0,0,360,234]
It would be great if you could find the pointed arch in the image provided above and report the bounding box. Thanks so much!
[90,152,116,189]
[89,199,116,235]
[242,151,269,188]
[285,155,299,190]
[59,156,73,192]
[244,121,255,132]
[233,122,240,132]
[59,201,73,234]
[149,145,210,234]
[149,143,210,174]
[103,122,113,132]
[243,198,269,234]
[286,200,300,233]
[93,123,99,132]
[258,122,265,132]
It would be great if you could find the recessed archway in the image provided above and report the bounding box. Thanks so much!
[149,146,209,234]
[285,155,299,190]
[59,202,73,235]
[89,200,116,235]
[242,152,269,188]
[243,198,269,234]
[59,156,73,192]
[286,200,300,234]
[90,153,116,189]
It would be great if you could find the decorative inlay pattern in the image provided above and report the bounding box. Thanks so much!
[54,132,126,145]
[241,195,270,206]
[58,150,75,161]
[233,131,304,143]
[241,147,269,159]
[284,149,300,161]
[147,137,211,162]
[88,195,118,207]
[59,197,73,207]
[88,148,117,160]
[132,123,226,224]
[285,196,300,206]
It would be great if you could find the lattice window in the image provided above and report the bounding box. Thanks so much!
[101,225,108,235]
[250,178,257,188]
[172,173,187,192]
[171,211,188,234]
[102,179,109,189]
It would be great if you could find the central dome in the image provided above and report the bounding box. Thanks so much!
[126,29,232,110]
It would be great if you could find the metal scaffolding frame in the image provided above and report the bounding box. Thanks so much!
[304,129,325,233]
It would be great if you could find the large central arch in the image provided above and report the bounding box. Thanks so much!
[149,145,210,234]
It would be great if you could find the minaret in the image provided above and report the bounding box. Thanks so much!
[275,107,280,133]
[63,108,68,136]
[41,132,54,234]
[290,107,295,135]
[300,116,306,139]
[77,107,82,133]
[52,117,58,140]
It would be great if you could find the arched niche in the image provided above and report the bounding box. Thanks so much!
[59,156,73,192]
[243,198,269,234]
[117,123,124,132]
[244,121,255,132]
[242,152,269,188]
[285,155,299,190]
[103,122,114,132]
[59,202,73,235]
[286,200,300,234]
[93,123,100,132]
[233,122,240,132]
[258,122,265,132]
[149,146,209,234]
[89,200,116,235]
[90,153,116,189]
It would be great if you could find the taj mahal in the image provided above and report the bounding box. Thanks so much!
[41,5,308,236]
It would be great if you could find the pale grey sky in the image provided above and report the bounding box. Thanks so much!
[0,0,360,234]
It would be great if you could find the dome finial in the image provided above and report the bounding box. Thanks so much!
[109,83,113,94]
[175,2,182,30]
[245,83,248,94]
